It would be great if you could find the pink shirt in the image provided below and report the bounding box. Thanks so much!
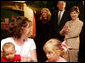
[46,57,67,62]
[57,57,67,62]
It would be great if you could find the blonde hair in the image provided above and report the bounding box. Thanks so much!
[40,8,51,21]
[43,38,67,57]
[2,42,15,52]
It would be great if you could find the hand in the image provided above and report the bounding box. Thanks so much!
[21,56,35,62]
[28,57,36,62]
[63,26,68,34]
[21,56,28,62]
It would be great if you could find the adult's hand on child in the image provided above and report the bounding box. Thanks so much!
[21,56,29,62]
[21,56,35,62]
[27,57,36,62]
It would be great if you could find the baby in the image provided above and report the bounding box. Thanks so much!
[43,38,69,62]
[1,42,34,62]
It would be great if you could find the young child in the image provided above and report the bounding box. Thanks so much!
[43,38,69,62]
[1,42,34,62]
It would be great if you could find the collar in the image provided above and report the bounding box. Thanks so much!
[58,10,65,13]
[71,18,79,22]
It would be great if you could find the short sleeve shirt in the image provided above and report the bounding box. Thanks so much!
[1,37,36,57]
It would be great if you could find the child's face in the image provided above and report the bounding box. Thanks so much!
[3,47,16,60]
[45,49,61,62]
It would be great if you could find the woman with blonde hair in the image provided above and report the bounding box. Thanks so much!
[40,8,51,21]
[34,8,52,62]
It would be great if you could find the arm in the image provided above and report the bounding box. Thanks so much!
[60,22,69,36]
[30,49,38,62]
[28,39,38,62]
[21,50,37,62]
[60,27,65,36]
[21,56,32,62]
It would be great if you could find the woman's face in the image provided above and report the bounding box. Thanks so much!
[22,22,31,38]
[70,11,79,20]
[42,10,48,18]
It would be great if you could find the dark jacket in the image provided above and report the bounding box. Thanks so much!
[49,10,71,41]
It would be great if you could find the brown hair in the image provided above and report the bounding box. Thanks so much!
[8,16,31,39]
[69,6,80,14]
[40,8,51,21]
[57,1,66,4]
[2,42,15,52]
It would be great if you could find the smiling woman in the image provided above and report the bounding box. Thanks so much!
[60,6,83,62]
[34,8,52,62]
[70,6,79,21]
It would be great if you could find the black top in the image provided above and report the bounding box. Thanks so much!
[34,19,51,61]
[36,19,50,35]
